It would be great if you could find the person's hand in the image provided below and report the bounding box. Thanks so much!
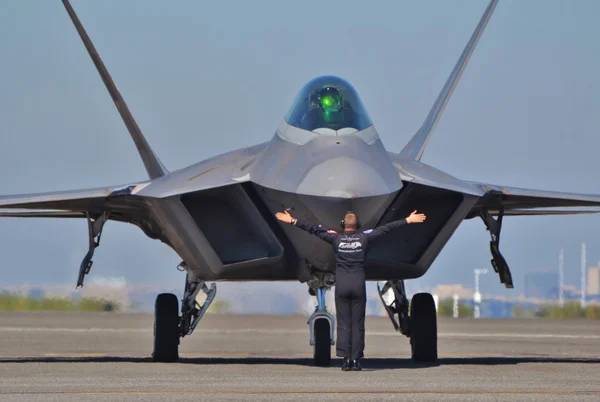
[275,210,295,224]
[406,210,426,224]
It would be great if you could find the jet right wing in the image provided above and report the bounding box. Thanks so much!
[0,183,145,212]
[0,181,154,288]
[0,211,88,218]
[0,181,157,235]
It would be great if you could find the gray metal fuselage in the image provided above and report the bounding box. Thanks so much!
[131,116,481,284]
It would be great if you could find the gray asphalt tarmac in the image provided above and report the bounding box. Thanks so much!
[0,312,599,401]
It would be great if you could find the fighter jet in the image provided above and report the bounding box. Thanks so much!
[2,0,599,365]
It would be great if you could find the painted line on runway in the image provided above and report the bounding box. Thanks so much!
[0,326,599,339]
[2,390,600,396]
[438,332,600,339]
[19,352,563,359]
[42,353,109,357]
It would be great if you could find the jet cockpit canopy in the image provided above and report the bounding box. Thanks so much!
[284,75,373,133]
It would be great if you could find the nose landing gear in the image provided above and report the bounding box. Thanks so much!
[307,271,336,367]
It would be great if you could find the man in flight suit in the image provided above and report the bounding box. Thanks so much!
[275,209,426,371]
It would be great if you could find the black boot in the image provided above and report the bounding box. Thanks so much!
[351,359,362,371]
[341,358,352,371]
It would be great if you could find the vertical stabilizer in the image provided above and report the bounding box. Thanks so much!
[61,0,168,179]
[399,0,499,161]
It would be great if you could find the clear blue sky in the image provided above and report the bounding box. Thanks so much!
[1,0,600,299]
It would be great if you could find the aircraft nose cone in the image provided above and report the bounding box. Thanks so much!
[297,156,395,198]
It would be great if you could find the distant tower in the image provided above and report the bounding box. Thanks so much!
[473,268,488,319]
[559,247,564,307]
[581,242,587,308]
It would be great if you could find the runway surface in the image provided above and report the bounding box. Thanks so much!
[0,312,599,401]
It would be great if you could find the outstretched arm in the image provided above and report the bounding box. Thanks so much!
[275,210,338,244]
[364,210,426,241]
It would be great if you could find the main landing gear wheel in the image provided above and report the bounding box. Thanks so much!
[409,292,438,362]
[152,293,180,362]
[313,318,331,367]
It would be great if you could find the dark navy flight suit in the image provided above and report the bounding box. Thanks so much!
[294,217,408,360]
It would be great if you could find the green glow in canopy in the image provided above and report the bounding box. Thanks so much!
[284,75,373,131]
[319,88,341,112]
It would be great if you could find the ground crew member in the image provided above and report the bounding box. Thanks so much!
[275,209,426,371]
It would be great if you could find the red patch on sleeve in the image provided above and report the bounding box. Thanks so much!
[327,230,337,234]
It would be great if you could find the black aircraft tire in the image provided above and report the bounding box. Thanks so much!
[409,292,438,362]
[152,293,180,363]
[313,318,331,367]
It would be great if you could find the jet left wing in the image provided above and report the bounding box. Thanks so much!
[486,209,600,216]
[467,181,600,218]
[462,181,600,290]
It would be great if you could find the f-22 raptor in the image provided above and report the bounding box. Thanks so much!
[2,0,598,365]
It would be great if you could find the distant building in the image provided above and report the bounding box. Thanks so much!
[430,284,473,299]
[562,284,583,301]
[524,271,559,300]
[587,266,600,295]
